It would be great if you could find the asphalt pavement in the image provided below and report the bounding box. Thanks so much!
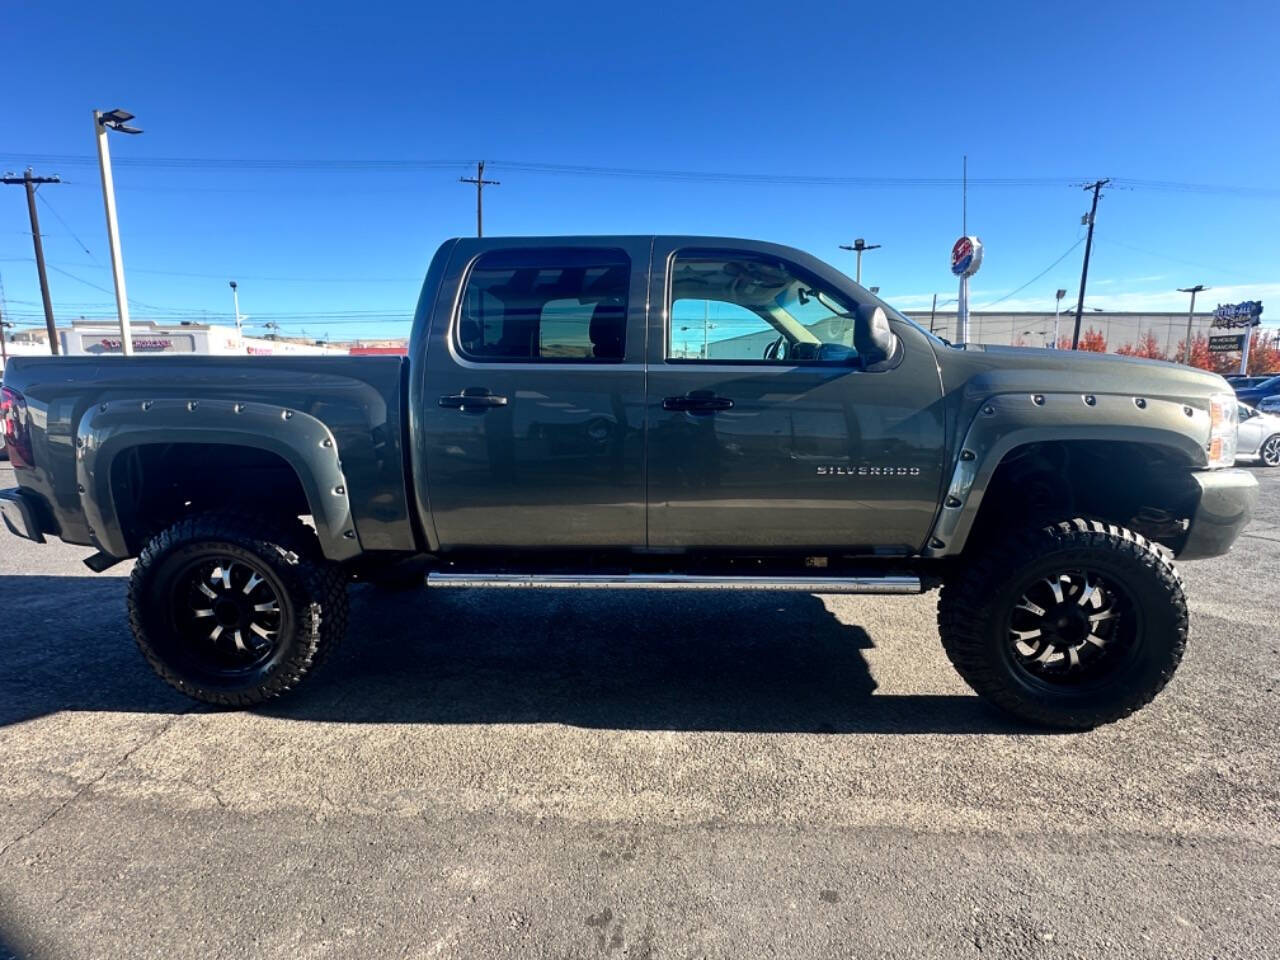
[1,460,1277,959]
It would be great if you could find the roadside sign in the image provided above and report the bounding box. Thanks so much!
[950,236,983,277]
[1212,301,1263,329]
[1209,334,1246,353]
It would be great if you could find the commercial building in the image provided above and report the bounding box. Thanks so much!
[905,310,1234,353]
[54,320,348,357]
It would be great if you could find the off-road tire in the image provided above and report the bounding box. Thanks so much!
[128,512,348,706]
[938,518,1188,729]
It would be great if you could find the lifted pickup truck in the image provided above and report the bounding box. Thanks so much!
[0,236,1258,728]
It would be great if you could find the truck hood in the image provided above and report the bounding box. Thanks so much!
[935,343,1231,404]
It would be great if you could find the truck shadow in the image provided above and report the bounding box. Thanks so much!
[0,576,1047,734]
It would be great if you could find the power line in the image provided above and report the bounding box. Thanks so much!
[35,191,98,262]
[0,153,1275,196]
[974,238,1084,310]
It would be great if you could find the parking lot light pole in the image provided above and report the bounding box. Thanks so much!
[1053,289,1067,348]
[839,238,880,285]
[1178,285,1208,366]
[94,109,143,356]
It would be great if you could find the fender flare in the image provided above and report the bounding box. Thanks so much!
[922,391,1209,557]
[75,397,361,561]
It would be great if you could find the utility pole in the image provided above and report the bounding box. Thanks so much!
[838,238,881,285]
[1,169,63,354]
[1177,285,1208,365]
[0,318,9,366]
[929,293,938,333]
[459,161,500,237]
[1070,178,1110,349]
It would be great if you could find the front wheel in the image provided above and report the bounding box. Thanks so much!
[128,512,348,706]
[1260,434,1280,467]
[937,519,1188,729]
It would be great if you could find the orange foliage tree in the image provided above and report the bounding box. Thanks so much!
[1114,330,1168,361]
[1246,329,1280,374]
[1077,327,1108,352]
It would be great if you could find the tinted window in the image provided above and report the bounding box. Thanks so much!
[668,253,859,363]
[457,248,629,362]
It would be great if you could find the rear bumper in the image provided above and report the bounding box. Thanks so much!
[1178,468,1258,560]
[0,488,46,544]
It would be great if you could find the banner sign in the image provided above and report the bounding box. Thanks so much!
[1212,301,1263,329]
[1209,334,1247,353]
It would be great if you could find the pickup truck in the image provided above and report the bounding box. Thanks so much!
[0,236,1259,728]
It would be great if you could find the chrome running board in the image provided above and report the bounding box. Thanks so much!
[426,572,922,594]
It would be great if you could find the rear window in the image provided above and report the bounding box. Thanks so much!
[455,248,630,362]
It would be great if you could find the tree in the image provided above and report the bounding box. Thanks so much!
[1114,330,1168,361]
[1077,327,1108,353]
[1173,333,1237,375]
[1247,329,1280,375]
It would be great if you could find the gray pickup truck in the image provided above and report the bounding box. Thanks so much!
[0,236,1259,728]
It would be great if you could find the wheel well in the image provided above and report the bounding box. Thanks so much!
[964,441,1201,554]
[109,443,312,555]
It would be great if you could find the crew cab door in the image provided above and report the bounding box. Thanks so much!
[421,239,649,549]
[644,242,947,554]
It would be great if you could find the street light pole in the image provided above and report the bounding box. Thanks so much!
[1178,285,1207,366]
[838,238,881,285]
[93,109,143,356]
[1052,289,1067,348]
[229,281,243,335]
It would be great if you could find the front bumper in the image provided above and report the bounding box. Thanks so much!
[0,488,46,544]
[1178,468,1258,560]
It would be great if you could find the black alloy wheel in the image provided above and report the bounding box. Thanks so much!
[1261,434,1280,467]
[129,513,348,706]
[938,518,1188,729]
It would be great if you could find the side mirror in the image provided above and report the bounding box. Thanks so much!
[853,304,894,367]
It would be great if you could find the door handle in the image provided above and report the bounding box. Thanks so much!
[439,389,509,412]
[663,394,734,413]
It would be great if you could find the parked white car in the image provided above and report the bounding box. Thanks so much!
[1237,403,1280,466]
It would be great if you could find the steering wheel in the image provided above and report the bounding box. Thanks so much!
[764,336,787,360]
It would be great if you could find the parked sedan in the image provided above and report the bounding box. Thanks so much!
[1234,374,1280,407]
[1237,403,1280,466]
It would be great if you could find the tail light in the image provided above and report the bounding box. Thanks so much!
[1207,393,1238,469]
[1,385,33,469]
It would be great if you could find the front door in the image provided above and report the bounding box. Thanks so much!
[644,242,946,554]
[421,240,650,550]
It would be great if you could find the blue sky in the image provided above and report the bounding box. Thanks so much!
[1,0,1277,342]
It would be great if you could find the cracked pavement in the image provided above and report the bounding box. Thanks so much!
[0,461,1277,959]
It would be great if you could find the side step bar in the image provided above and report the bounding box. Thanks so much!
[426,572,923,594]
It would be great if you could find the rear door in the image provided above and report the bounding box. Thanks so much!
[644,240,947,554]
[421,239,650,549]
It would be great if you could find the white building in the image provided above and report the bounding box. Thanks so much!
[56,320,348,357]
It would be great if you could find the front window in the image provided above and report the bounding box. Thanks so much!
[667,253,861,363]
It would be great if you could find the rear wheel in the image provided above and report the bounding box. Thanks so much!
[938,519,1187,729]
[1261,434,1280,467]
[128,513,348,706]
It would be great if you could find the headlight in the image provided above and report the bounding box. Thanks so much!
[1207,393,1238,468]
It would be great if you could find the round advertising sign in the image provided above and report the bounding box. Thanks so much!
[951,236,984,277]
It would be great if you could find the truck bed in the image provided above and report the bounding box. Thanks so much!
[1,355,414,556]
